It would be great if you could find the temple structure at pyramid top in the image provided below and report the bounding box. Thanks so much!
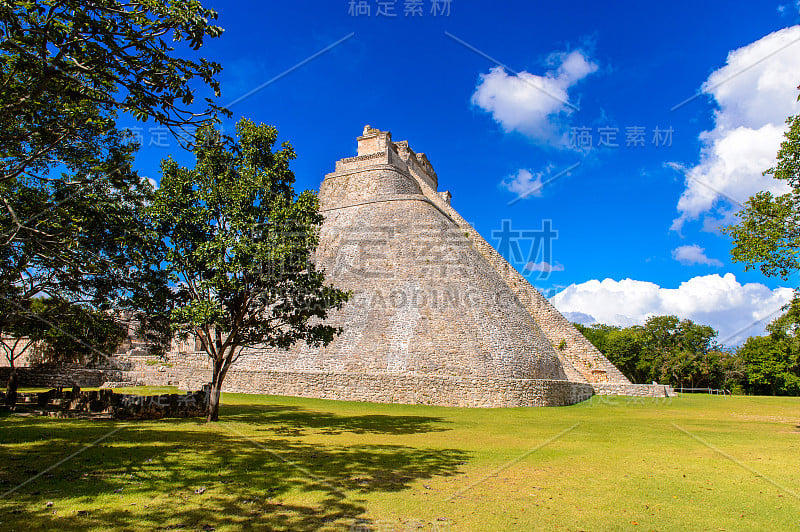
[155,126,673,405]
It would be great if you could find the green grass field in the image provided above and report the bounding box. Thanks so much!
[1,390,798,531]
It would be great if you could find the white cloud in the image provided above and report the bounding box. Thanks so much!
[471,50,598,144]
[500,169,544,198]
[672,25,800,230]
[672,244,723,267]
[551,274,794,345]
[524,261,564,273]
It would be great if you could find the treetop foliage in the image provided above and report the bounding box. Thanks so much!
[150,118,350,420]
[723,111,800,280]
[1,0,228,184]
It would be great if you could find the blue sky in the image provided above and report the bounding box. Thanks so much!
[124,0,800,345]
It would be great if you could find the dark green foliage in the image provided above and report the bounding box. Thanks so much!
[576,316,733,390]
[1,0,227,186]
[737,297,800,395]
[0,0,226,369]
[723,112,800,280]
[150,119,350,421]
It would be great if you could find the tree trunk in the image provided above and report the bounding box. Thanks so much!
[206,358,225,422]
[5,363,18,407]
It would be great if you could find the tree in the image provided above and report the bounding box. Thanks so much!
[737,297,800,396]
[603,327,647,383]
[641,316,721,388]
[150,119,350,421]
[737,336,797,395]
[576,317,726,388]
[575,323,647,382]
[37,303,127,366]
[0,297,126,403]
[0,149,171,357]
[0,0,226,360]
[0,298,48,404]
[720,96,800,395]
[723,109,800,280]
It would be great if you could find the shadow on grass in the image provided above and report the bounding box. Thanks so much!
[0,401,468,531]
[224,404,453,436]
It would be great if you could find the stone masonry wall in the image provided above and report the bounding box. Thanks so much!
[592,383,673,397]
[400,156,631,385]
[181,369,594,408]
[0,365,109,388]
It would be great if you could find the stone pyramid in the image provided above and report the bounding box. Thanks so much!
[176,126,670,406]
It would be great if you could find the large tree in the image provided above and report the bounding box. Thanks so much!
[150,119,350,421]
[721,97,800,395]
[0,0,226,361]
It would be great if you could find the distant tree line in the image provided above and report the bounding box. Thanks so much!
[574,298,800,395]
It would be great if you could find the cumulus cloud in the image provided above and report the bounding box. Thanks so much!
[500,169,544,198]
[672,244,723,267]
[471,50,598,144]
[672,25,800,230]
[551,274,794,345]
[524,261,564,273]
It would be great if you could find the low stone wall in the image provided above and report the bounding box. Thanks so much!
[592,383,674,397]
[0,365,111,388]
[111,388,208,419]
[1,387,208,419]
[182,370,594,408]
[0,361,183,391]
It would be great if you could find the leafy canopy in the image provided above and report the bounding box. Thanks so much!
[0,0,227,360]
[737,297,800,395]
[150,119,349,420]
[723,111,800,280]
[0,0,227,186]
[576,316,727,388]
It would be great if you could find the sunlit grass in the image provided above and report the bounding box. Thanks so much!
[1,392,798,531]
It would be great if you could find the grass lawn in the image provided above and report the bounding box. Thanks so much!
[1,391,798,531]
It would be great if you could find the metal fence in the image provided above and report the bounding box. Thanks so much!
[675,387,731,397]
